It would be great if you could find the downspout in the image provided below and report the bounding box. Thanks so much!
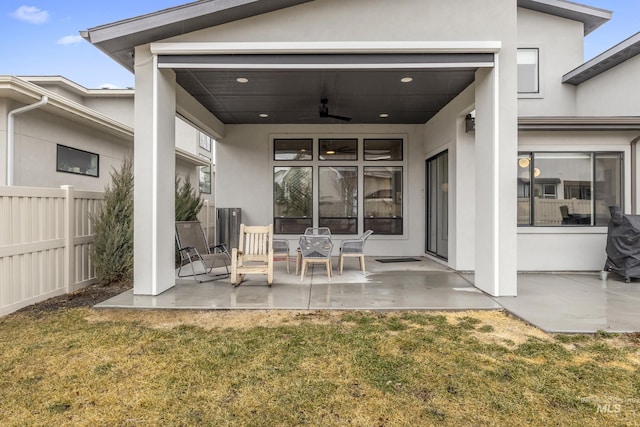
[6,96,48,186]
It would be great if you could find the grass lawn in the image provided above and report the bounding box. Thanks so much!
[1,308,639,426]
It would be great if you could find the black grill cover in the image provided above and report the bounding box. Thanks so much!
[604,206,640,280]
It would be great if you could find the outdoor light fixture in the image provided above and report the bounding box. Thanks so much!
[465,113,475,133]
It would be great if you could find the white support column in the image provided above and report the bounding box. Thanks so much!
[473,53,518,297]
[133,45,177,295]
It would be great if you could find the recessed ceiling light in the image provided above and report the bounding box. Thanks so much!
[400,77,413,83]
[236,77,249,83]
[379,113,389,118]
[259,113,269,118]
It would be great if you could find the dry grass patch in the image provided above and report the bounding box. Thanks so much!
[1,308,639,426]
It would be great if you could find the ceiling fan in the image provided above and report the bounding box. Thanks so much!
[319,98,352,122]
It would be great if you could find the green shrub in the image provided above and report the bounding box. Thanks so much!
[175,175,203,221]
[90,158,134,283]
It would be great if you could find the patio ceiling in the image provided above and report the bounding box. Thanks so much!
[173,67,477,125]
[159,52,492,125]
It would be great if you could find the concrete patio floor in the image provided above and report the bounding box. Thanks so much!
[96,257,640,333]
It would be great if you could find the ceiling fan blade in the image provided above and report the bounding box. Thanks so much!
[327,114,352,122]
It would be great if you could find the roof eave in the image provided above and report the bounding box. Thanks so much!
[562,32,640,85]
[519,116,640,131]
[82,0,315,72]
[517,0,611,35]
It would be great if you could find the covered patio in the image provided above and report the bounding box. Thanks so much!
[96,257,640,333]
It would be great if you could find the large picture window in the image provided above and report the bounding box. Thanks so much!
[517,152,623,226]
[274,166,312,233]
[272,138,404,235]
[319,166,358,234]
[56,145,99,177]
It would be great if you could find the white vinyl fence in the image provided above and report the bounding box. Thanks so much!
[0,185,103,316]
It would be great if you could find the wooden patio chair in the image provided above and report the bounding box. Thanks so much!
[175,221,231,282]
[338,230,373,274]
[299,234,334,281]
[230,224,274,286]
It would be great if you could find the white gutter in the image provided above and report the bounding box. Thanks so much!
[6,96,48,186]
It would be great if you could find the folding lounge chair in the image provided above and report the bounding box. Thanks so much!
[175,221,231,282]
[230,224,274,286]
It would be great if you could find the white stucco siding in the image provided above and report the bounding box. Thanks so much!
[575,54,640,116]
[517,131,635,271]
[517,8,584,116]
[216,123,425,257]
[423,84,476,271]
[84,97,135,127]
[11,109,132,191]
[166,0,514,43]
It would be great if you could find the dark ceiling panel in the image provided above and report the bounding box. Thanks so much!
[174,64,478,124]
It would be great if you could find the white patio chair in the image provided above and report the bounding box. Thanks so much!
[175,221,231,282]
[338,230,373,274]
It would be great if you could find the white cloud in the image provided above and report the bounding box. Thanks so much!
[56,35,83,45]
[11,5,50,24]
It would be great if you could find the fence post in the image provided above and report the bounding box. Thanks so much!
[62,185,75,293]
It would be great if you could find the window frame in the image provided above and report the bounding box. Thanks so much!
[517,151,624,227]
[56,144,99,178]
[271,135,406,236]
[517,47,541,97]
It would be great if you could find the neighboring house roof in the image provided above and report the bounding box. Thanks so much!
[82,0,610,73]
[562,32,640,85]
[0,75,133,140]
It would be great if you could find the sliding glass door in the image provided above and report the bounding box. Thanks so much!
[426,151,448,259]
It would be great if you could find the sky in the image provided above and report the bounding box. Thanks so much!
[1,0,639,89]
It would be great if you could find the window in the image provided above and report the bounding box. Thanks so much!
[319,139,357,160]
[364,138,403,160]
[517,152,623,226]
[56,145,99,177]
[272,138,404,235]
[319,166,357,233]
[517,48,539,94]
[199,132,212,152]
[274,166,313,233]
[364,166,403,234]
[274,139,313,160]
[199,164,211,194]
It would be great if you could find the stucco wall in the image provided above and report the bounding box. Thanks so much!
[423,84,476,271]
[575,54,640,116]
[517,7,584,116]
[84,97,135,127]
[168,0,514,43]
[216,123,425,257]
[11,108,132,191]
